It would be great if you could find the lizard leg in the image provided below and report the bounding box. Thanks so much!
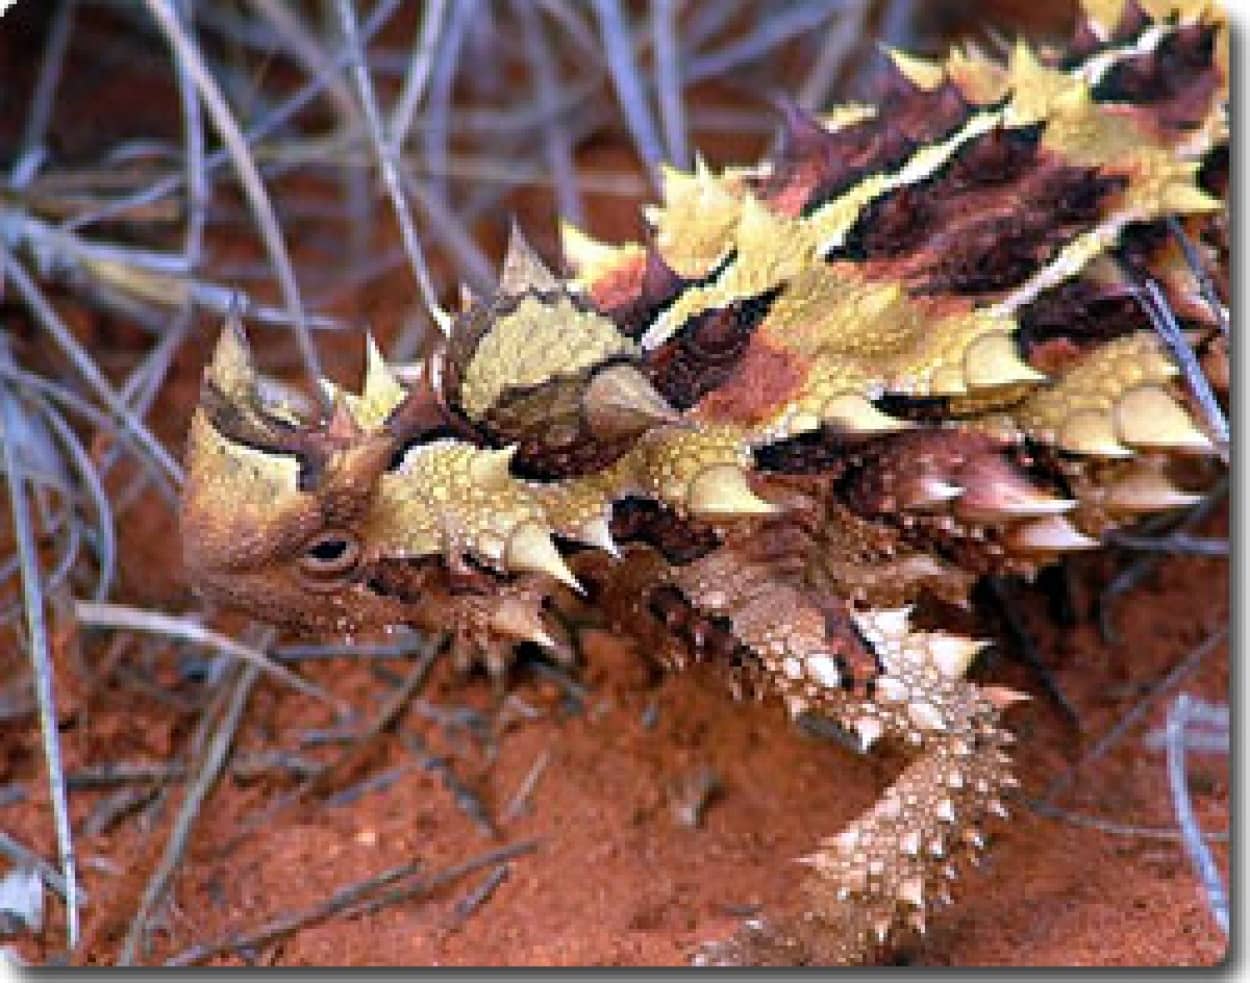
[656,550,1022,966]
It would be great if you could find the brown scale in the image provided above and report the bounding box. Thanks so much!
[608,497,721,565]
[359,555,452,605]
[837,429,1007,509]
[444,289,662,480]
[1091,21,1222,135]
[837,134,1127,297]
[1061,0,1153,64]
[644,584,759,676]
[668,533,888,696]
[596,242,694,340]
[833,430,1052,577]
[642,287,781,410]
[757,63,973,220]
[475,367,644,480]
[874,72,973,144]
[751,100,917,219]
[1113,218,1226,327]
[1016,275,1151,354]
[753,426,890,476]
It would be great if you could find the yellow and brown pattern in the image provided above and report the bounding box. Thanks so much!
[180,0,1228,966]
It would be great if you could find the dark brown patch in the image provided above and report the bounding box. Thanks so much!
[750,99,913,218]
[643,287,781,410]
[1061,0,1153,67]
[597,243,694,339]
[753,428,865,476]
[875,71,972,146]
[1092,23,1220,135]
[1016,276,1149,355]
[1199,142,1228,199]
[874,393,954,423]
[824,428,1081,579]
[609,497,721,565]
[1026,337,1091,378]
[837,429,1005,517]
[755,63,975,220]
[837,133,1126,296]
[796,121,919,218]
[361,555,453,604]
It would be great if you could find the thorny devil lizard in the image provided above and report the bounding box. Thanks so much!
[180,0,1229,966]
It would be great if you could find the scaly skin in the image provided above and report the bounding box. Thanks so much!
[180,0,1227,965]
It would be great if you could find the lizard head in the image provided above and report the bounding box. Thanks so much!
[180,320,458,634]
[181,227,698,638]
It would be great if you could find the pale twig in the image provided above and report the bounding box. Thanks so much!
[684,0,744,52]
[1135,277,1229,462]
[449,864,510,924]
[74,601,341,709]
[143,0,324,398]
[0,389,80,949]
[163,839,537,966]
[12,0,77,188]
[171,0,206,267]
[652,0,689,169]
[274,632,427,662]
[30,393,117,602]
[1099,476,1228,643]
[1165,693,1229,935]
[422,0,479,203]
[96,309,194,495]
[1145,696,1228,751]
[2,238,184,495]
[1029,800,1228,843]
[66,762,188,789]
[399,166,496,291]
[1104,532,1228,557]
[797,0,872,110]
[0,367,119,448]
[516,0,586,225]
[301,638,441,800]
[163,856,425,965]
[62,0,403,234]
[0,831,86,908]
[118,662,261,965]
[395,75,603,137]
[400,733,497,838]
[4,210,346,331]
[593,0,665,186]
[1041,625,1228,804]
[333,0,450,335]
[535,0,601,62]
[688,0,848,84]
[242,0,369,266]
[1166,217,1228,336]
[5,208,190,274]
[346,840,539,919]
[243,0,358,125]
[501,749,551,824]
[388,0,448,148]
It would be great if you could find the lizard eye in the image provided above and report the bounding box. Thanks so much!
[298,530,361,581]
